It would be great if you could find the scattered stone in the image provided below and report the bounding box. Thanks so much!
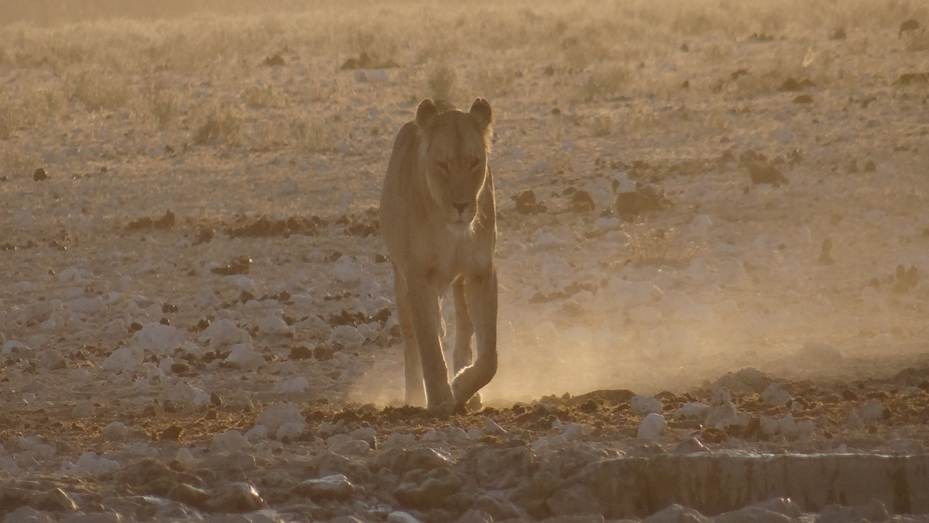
[211,256,253,276]
[643,503,709,523]
[793,94,813,104]
[167,483,210,508]
[899,19,921,38]
[829,27,847,40]
[858,399,884,423]
[274,376,310,394]
[225,343,264,370]
[395,468,462,509]
[255,403,306,441]
[570,190,596,213]
[102,421,130,441]
[126,211,175,231]
[613,185,671,221]
[292,474,357,500]
[630,395,663,415]
[330,325,365,347]
[673,437,708,454]
[263,53,285,66]
[387,512,423,523]
[340,51,399,70]
[677,402,710,419]
[894,72,929,87]
[201,318,250,347]
[705,401,750,430]
[712,368,772,395]
[761,383,792,407]
[33,168,49,181]
[637,413,667,440]
[208,482,265,512]
[779,78,814,92]
[513,190,546,214]
[210,430,250,453]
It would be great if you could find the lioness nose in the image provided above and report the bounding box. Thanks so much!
[453,202,469,214]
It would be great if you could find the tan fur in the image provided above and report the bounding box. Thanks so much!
[379,98,498,414]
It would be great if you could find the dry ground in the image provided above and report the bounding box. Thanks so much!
[2,1,929,521]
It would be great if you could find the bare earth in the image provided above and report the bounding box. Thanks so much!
[2,1,929,521]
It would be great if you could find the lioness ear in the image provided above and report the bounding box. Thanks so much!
[469,97,493,130]
[415,99,438,128]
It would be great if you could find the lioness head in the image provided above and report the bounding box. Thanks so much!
[415,98,493,230]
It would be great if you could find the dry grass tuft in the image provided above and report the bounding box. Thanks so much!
[192,107,242,146]
[579,65,630,102]
[68,70,133,112]
[427,64,457,102]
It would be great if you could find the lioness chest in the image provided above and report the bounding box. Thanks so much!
[415,227,493,289]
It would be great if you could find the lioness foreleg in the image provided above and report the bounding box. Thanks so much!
[395,275,425,406]
[408,279,455,413]
[451,269,498,408]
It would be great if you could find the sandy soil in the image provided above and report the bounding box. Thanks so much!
[1,1,929,521]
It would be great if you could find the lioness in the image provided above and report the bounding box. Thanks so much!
[380,98,497,414]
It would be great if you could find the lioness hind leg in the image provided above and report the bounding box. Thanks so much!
[451,270,498,409]
[396,276,425,406]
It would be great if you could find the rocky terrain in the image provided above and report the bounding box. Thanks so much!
[2,0,929,521]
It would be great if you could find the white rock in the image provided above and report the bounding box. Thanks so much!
[349,427,377,447]
[296,315,330,339]
[68,296,103,316]
[229,275,257,294]
[778,414,799,439]
[333,257,364,285]
[102,422,129,441]
[201,319,250,347]
[256,403,306,440]
[176,448,197,467]
[387,512,423,523]
[164,381,210,407]
[3,507,54,522]
[16,436,56,457]
[67,452,121,476]
[226,343,264,370]
[133,323,186,354]
[330,325,365,348]
[276,422,305,441]
[637,413,667,440]
[631,395,663,415]
[101,346,144,373]
[210,430,250,453]
[1,340,32,356]
[761,383,792,407]
[257,315,293,337]
[643,503,709,523]
[382,432,416,449]
[677,402,710,419]
[245,425,269,443]
[354,69,389,82]
[327,435,370,456]
[57,267,91,284]
[705,401,749,429]
[274,376,309,394]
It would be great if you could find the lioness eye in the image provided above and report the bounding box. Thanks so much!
[470,158,481,169]
[437,161,449,172]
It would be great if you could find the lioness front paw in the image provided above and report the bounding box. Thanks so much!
[465,392,483,412]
